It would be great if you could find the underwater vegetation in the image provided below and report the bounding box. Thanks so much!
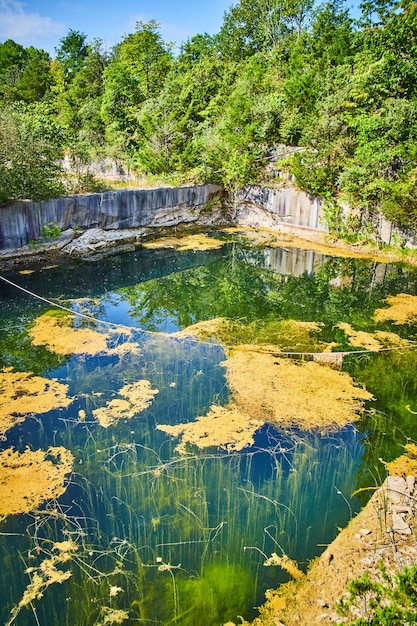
[0,232,416,624]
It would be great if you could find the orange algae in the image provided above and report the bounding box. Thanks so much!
[157,404,263,453]
[92,380,159,427]
[142,233,225,252]
[0,368,72,439]
[29,312,109,355]
[222,346,373,431]
[28,311,141,357]
[383,443,417,478]
[0,446,74,521]
[337,322,410,351]
[374,293,417,325]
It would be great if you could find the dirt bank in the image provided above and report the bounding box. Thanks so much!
[237,471,417,625]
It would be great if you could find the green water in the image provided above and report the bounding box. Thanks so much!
[0,232,417,625]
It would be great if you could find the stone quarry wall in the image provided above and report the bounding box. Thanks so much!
[232,186,417,247]
[232,186,326,232]
[0,183,415,253]
[0,185,223,250]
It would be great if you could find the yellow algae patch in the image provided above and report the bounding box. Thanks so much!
[222,227,367,259]
[173,317,330,353]
[373,330,411,346]
[0,446,74,521]
[338,322,411,351]
[222,346,373,431]
[29,311,141,357]
[143,233,225,252]
[97,607,130,625]
[92,380,159,427]
[222,226,404,263]
[383,443,417,478]
[29,312,109,355]
[337,323,382,351]
[157,404,263,454]
[172,318,230,342]
[7,541,77,625]
[0,368,72,439]
[263,553,305,582]
[374,293,417,325]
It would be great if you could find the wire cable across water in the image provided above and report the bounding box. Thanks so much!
[1,273,416,359]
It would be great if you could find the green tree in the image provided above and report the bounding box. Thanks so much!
[52,38,107,152]
[0,40,51,102]
[117,20,173,98]
[0,104,66,204]
[16,47,52,102]
[101,21,173,157]
[55,29,89,84]
[200,54,282,190]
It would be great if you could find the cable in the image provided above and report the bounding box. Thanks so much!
[0,273,145,334]
[1,273,416,357]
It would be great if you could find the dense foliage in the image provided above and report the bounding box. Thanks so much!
[0,0,416,233]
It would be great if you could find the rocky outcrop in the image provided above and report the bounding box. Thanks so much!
[1,183,415,258]
[248,474,417,626]
[0,184,224,251]
[232,186,326,232]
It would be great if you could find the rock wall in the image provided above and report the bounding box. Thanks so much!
[0,184,223,250]
[1,183,415,254]
[233,186,416,247]
[232,186,326,232]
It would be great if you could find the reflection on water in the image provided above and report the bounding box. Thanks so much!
[0,233,417,625]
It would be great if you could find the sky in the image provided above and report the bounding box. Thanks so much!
[0,0,233,55]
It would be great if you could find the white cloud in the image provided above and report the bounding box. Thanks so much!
[0,0,65,43]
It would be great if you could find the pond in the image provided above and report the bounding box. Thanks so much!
[0,229,416,626]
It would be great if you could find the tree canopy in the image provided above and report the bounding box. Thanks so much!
[0,4,416,234]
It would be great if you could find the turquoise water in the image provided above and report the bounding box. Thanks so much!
[0,233,416,625]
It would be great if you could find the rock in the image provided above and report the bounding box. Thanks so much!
[407,475,415,494]
[321,550,334,564]
[392,512,412,535]
[0,184,224,250]
[385,476,408,503]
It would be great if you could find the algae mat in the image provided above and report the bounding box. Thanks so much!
[0,446,74,521]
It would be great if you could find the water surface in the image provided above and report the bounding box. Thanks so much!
[0,233,416,625]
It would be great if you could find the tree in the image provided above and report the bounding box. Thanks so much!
[55,29,89,83]
[101,21,173,157]
[0,104,66,204]
[116,20,173,98]
[16,47,52,102]
[51,38,107,151]
[199,54,282,190]
[0,40,51,102]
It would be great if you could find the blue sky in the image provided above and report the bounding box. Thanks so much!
[0,0,233,55]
